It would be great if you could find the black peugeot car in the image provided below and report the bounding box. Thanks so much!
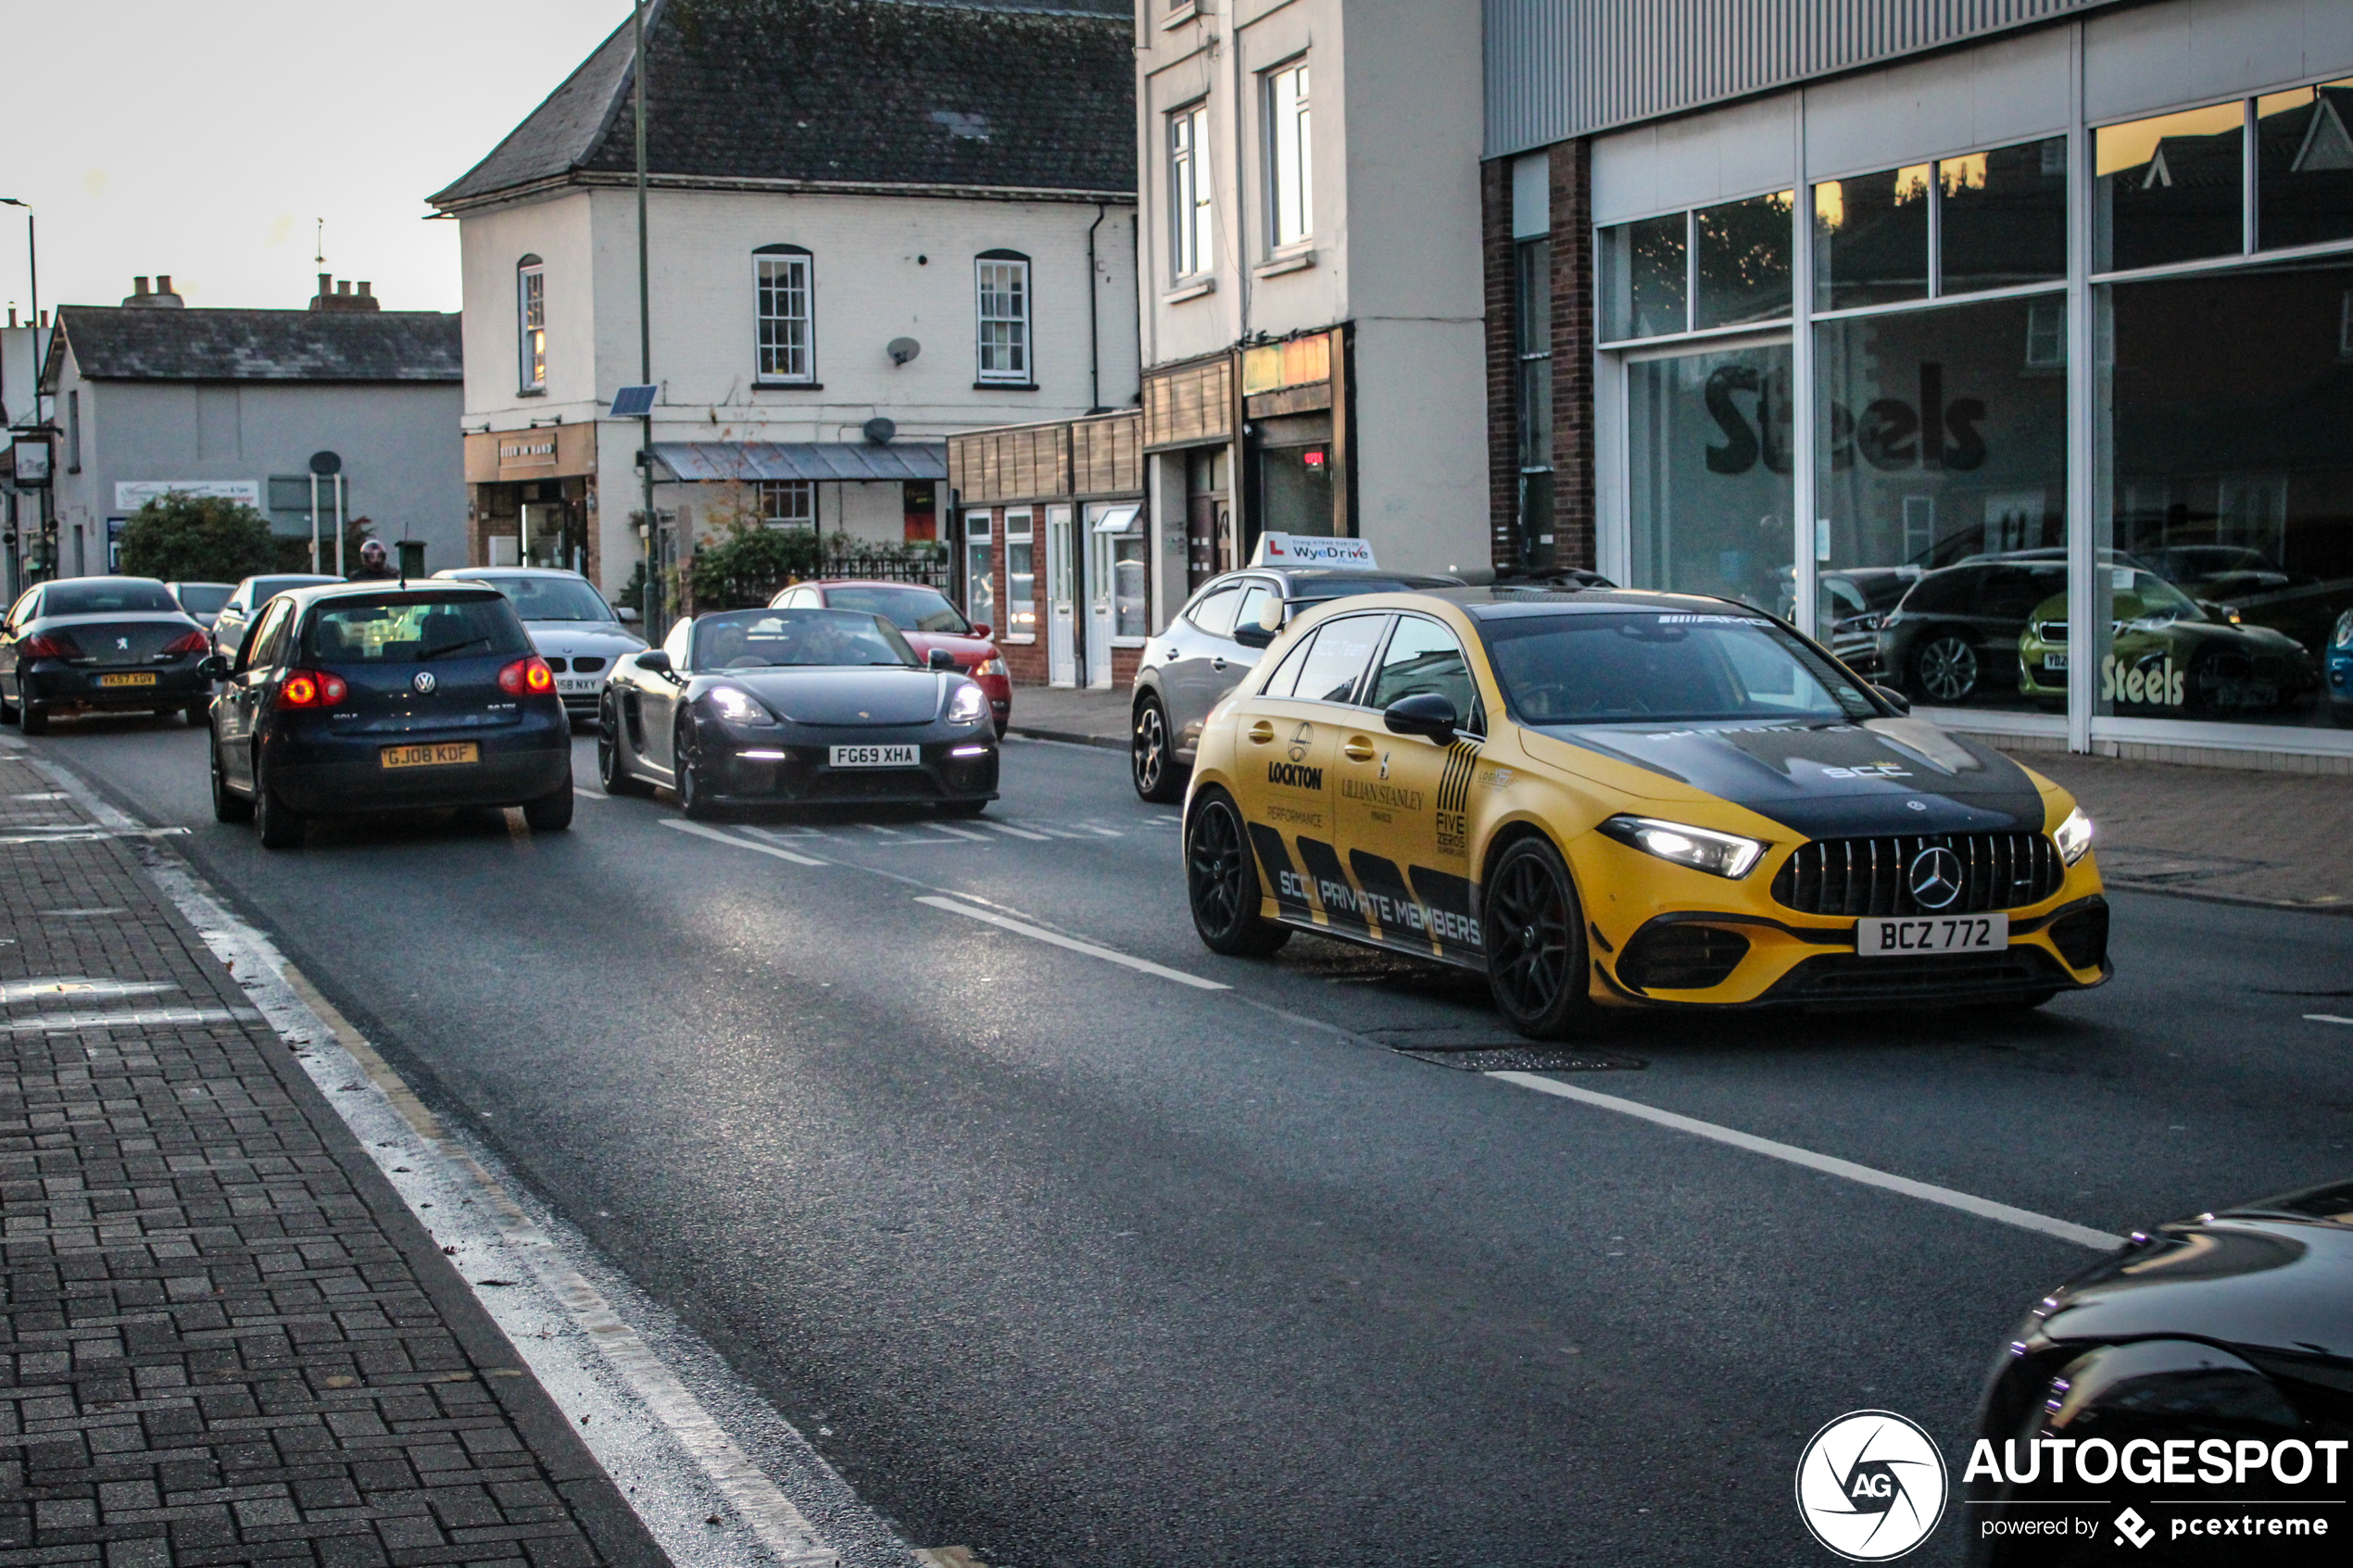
[206,581,574,847]
[0,576,216,734]
[1970,1178,2353,1563]
[597,606,998,818]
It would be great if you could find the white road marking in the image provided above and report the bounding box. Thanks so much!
[864,822,902,835]
[979,821,1052,842]
[2306,1014,2353,1026]
[1030,825,1094,840]
[0,825,190,846]
[1075,824,1125,838]
[573,783,608,799]
[661,818,827,866]
[30,758,847,1568]
[929,822,990,842]
[1488,1072,2125,1251]
[914,896,1229,990]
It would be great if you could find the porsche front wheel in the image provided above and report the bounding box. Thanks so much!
[598,696,652,796]
[1482,834,1591,1040]
[1186,789,1290,957]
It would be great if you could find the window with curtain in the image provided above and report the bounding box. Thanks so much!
[515,257,546,392]
[1266,59,1312,250]
[975,253,1031,383]
[754,245,813,383]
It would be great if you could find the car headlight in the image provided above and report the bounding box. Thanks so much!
[1597,815,1766,879]
[975,656,1009,678]
[706,684,775,725]
[2055,806,2094,865]
[946,682,989,724]
[2334,609,2353,650]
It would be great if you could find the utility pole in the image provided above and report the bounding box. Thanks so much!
[634,0,660,638]
[2,198,48,583]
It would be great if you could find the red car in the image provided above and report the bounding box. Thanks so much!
[767,579,1010,735]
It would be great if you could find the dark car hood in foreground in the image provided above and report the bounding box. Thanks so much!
[1538,716,2049,837]
[713,667,946,726]
[2034,1181,2353,1365]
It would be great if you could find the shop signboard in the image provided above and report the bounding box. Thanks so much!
[114,481,260,509]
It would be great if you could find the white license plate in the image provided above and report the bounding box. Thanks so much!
[2041,653,2068,671]
[557,677,599,694]
[828,744,919,768]
[1856,913,2008,956]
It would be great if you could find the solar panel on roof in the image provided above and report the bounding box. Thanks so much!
[609,384,657,419]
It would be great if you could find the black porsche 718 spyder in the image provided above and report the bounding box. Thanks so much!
[597,607,1000,817]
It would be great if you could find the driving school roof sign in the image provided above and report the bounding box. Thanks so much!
[1252,532,1378,570]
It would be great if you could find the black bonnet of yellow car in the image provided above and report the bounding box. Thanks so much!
[1542,718,2047,838]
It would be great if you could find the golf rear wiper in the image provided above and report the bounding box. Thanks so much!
[419,635,491,660]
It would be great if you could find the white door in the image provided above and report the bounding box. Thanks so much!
[1085,502,1140,691]
[1046,503,1077,687]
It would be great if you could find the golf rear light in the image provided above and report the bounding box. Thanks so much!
[162,629,211,657]
[1598,814,1766,879]
[2055,806,2094,865]
[498,656,556,696]
[276,670,347,709]
[20,633,77,659]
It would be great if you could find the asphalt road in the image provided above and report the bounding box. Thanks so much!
[25,713,2353,1567]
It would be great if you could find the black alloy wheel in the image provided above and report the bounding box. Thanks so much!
[209,738,253,824]
[1913,634,1981,705]
[598,696,652,796]
[1482,834,1589,1040]
[1185,789,1290,957]
[673,714,719,822]
[252,753,304,850]
[1132,695,1182,803]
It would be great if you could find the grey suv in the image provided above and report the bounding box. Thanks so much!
[1129,566,1465,801]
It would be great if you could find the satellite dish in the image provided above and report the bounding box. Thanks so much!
[308,450,343,476]
[887,337,921,366]
[862,417,898,445]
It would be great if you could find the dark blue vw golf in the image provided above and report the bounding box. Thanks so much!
[205,582,574,847]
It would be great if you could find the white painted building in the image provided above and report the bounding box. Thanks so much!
[431,0,1138,608]
[1132,0,1487,602]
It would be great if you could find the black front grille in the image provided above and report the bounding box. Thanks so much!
[1772,832,2061,917]
[571,656,605,674]
[543,657,569,672]
[1767,947,2070,1005]
[1618,924,1750,990]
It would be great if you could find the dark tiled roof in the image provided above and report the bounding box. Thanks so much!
[53,307,463,383]
[431,0,1135,208]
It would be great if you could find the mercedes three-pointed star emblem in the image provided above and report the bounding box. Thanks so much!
[1907,846,1964,910]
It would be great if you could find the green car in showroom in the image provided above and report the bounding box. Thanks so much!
[2017,568,2319,715]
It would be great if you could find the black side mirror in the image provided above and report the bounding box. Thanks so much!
[1872,684,1911,715]
[927,647,958,671]
[197,655,230,683]
[1232,621,1277,648]
[1383,692,1460,741]
[635,648,673,675]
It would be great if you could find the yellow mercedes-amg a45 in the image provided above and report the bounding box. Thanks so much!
[1181,584,2108,1038]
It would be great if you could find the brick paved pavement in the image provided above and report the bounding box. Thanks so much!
[0,755,667,1568]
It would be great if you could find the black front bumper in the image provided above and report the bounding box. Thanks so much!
[700,731,999,805]
[24,661,211,710]
[265,711,573,815]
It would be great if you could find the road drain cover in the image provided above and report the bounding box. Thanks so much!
[1396,1046,1645,1073]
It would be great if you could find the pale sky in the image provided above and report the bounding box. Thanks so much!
[1,1,638,319]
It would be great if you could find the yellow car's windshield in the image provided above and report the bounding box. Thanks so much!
[1478,609,1880,725]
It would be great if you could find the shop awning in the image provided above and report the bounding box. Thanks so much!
[648,440,948,483]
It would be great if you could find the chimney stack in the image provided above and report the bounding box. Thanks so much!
[308,272,383,312]
[123,274,184,307]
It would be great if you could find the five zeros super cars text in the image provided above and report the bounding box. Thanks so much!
[1181,583,2110,1039]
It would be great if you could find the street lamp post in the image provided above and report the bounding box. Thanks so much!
[632,0,661,639]
[1,198,48,588]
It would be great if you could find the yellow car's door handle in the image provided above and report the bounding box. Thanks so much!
[1247,720,1277,745]
[1342,735,1376,762]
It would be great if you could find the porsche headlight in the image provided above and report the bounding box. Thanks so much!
[946,682,989,724]
[707,684,775,725]
[2333,609,2353,650]
[2055,806,2094,866]
[1598,815,1766,879]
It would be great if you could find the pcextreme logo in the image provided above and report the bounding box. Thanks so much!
[1796,1410,1949,1561]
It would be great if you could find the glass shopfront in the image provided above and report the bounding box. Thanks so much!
[1597,71,2353,753]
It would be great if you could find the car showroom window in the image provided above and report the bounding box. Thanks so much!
[1368,616,1481,730]
[975,251,1032,383]
[1289,614,1389,705]
[1188,581,1244,636]
[754,245,814,383]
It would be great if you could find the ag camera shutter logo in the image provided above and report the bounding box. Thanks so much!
[1796,1410,1949,1561]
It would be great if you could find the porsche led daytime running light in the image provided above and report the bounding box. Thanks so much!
[708,684,774,724]
[2055,806,2095,866]
[1598,815,1766,880]
[946,683,989,724]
